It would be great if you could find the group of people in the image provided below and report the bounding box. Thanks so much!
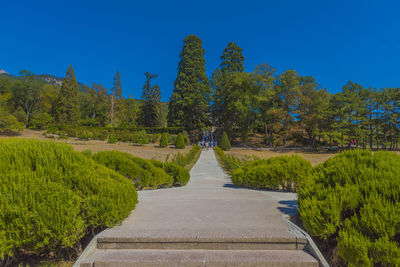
[199,140,217,150]
[199,129,217,150]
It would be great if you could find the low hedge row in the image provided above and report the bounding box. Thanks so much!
[170,145,201,170]
[298,150,400,266]
[89,151,173,189]
[151,160,190,186]
[213,147,245,174]
[0,139,137,263]
[231,155,312,192]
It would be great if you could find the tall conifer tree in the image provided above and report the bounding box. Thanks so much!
[167,35,210,130]
[220,42,245,73]
[55,65,80,123]
[140,72,162,127]
[110,70,123,127]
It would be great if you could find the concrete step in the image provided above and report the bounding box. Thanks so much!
[81,249,319,267]
[97,235,307,250]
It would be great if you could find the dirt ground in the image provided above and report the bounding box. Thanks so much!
[0,129,191,161]
[226,148,336,166]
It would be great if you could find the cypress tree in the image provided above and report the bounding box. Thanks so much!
[140,72,163,127]
[110,70,123,127]
[160,133,169,147]
[175,133,186,149]
[219,131,231,150]
[167,35,210,130]
[55,65,80,123]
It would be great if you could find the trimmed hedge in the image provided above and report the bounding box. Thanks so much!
[231,155,311,192]
[91,151,173,189]
[175,133,186,149]
[171,145,201,170]
[219,131,231,150]
[298,150,400,266]
[214,146,244,174]
[160,133,169,147]
[151,160,190,186]
[0,139,137,262]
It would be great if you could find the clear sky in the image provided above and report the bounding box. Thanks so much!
[1,0,399,100]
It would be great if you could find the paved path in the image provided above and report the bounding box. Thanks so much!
[80,150,318,266]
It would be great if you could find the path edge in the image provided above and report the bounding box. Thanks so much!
[282,215,330,267]
[72,229,107,267]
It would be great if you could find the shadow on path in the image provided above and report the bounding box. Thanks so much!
[277,200,298,216]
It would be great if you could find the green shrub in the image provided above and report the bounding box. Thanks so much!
[131,130,149,144]
[219,131,231,150]
[298,150,400,266]
[182,131,190,145]
[108,134,118,144]
[149,133,161,143]
[78,130,93,140]
[29,112,54,130]
[0,111,24,134]
[151,160,190,186]
[160,133,169,147]
[232,155,311,191]
[214,146,244,173]
[175,133,186,149]
[0,139,137,261]
[171,145,201,170]
[92,151,173,189]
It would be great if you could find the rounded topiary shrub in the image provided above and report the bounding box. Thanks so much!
[219,131,231,151]
[151,160,190,186]
[231,155,311,191]
[175,133,186,149]
[298,150,400,266]
[160,133,169,147]
[92,150,173,189]
[0,139,137,262]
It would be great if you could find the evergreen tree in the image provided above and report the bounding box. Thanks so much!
[140,72,163,127]
[175,133,186,148]
[219,131,231,150]
[110,70,123,127]
[220,42,245,73]
[160,133,169,147]
[167,35,210,130]
[55,65,80,123]
[88,83,109,126]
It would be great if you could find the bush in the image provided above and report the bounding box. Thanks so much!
[214,146,245,173]
[29,112,54,130]
[91,151,173,189]
[171,145,201,170]
[298,150,400,266]
[175,133,186,149]
[231,155,311,191]
[108,134,118,144]
[78,130,93,140]
[219,131,231,150]
[151,160,190,186]
[0,111,24,134]
[0,139,137,262]
[130,130,149,145]
[160,133,169,147]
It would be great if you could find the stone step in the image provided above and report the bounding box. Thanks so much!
[97,236,307,250]
[81,249,319,267]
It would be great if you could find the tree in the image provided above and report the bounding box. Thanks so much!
[219,131,231,150]
[220,42,245,73]
[110,70,123,127]
[55,65,80,123]
[167,35,210,130]
[140,72,163,127]
[0,93,23,133]
[160,133,169,147]
[88,83,109,126]
[175,133,186,148]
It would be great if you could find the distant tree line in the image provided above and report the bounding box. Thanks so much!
[1,34,399,149]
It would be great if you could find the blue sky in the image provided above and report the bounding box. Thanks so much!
[1,0,399,101]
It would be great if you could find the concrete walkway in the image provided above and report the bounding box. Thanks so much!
[80,150,318,266]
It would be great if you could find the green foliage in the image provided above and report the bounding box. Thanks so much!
[167,35,210,130]
[55,65,80,123]
[140,72,163,127]
[232,155,311,192]
[213,146,244,173]
[175,133,186,149]
[219,131,231,150]
[78,129,93,140]
[151,160,190,186]
[160,133,169,147]
[91,151,173,189]
[0,139,137,261]
[298,150,400,266]
[171,145,201,170]
[0,111,24,134]
[29,112,54,129]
